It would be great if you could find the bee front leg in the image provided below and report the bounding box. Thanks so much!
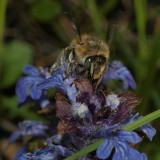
[92,74,103,93]
[66,63,72,75]
[75,64,80,75]
[66,62,79,76]
[50,63,58,74]
[66,50,78,75]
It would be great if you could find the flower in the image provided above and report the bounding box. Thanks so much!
[16,65,50,103]
[11,61,156,160]
[71,102,91,119]
[123,113,156,141]
[102,60,136,89]
[105,93,120,110]
[140,123,156,141]
[15,146,26,160]
[16,147,57,160]
[96,127,147,160]
[38,69,77,103]
[8,120,49,144]
[16,145,73,160]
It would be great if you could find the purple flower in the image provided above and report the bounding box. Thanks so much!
[46,134,63,145]
[16,65,50,103]
[15,146,26,160]
[47,145,73,157]
[40,98,50,108]
[17,145,73,160]
[140,123,156,141]
[12,61,156,160]
[38,69,77,103]
[8,120,49,144]
[103,60,136,89]
[17,147,56,160]
[123,113,156,141]
[96,126,147,160]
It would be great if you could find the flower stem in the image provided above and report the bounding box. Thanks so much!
[123,109,160,131]
[64,109,160,160]
[64,138,103,160]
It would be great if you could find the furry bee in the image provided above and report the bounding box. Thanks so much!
[50,33,110,89]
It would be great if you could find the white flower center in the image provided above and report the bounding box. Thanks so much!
[71,102,89,118]
[105,94,120,110]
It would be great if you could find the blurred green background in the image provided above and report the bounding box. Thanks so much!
[0,0,160,159]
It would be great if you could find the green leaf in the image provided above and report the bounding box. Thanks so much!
[1,40,33,88]
[30,0,61,22]
[134,0,148,79]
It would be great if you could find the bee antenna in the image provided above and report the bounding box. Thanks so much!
[64,11,83,45]
[106,22,118,47]
[71,23,83,45]
[106,11,125,46]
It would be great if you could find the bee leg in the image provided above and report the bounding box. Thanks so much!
[67,61,79,76]
[93,75,103,92]
[50,63,58,74]
[66,63,72,75]
[75,66,80,75]
[69,50,75,63]
[66,50,77,75]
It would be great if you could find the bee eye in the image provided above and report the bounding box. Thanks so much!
[84,58,92,70]
[98,57,106,64]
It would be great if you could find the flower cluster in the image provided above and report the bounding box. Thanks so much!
[9,61,156,160]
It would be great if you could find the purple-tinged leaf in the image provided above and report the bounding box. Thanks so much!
[107,92,141,125]
[57,119,80,135]
[75,79,102,114]
[55,91,71,118]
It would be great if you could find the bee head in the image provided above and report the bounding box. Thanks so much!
[70,34,109,88]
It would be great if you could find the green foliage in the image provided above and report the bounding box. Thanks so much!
[0,0,160,159]
[0,0,6,54]
[0,95,46,121]
[87,0,104,39]
[1,40,33,88]
[30,0,61,22]
[0,38,45,126]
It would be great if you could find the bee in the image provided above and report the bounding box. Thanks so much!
[50,33,110,89]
